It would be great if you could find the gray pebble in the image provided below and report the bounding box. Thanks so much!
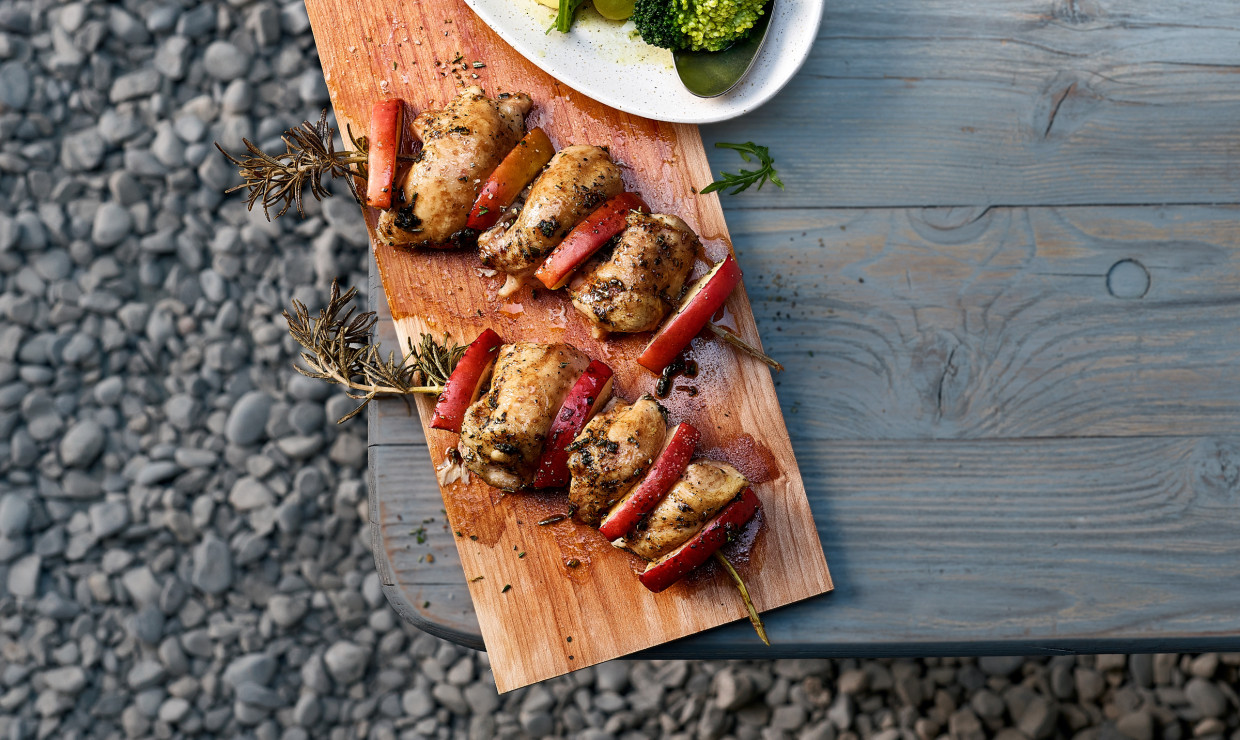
[128,603,165,644]
[151,122,185,168]
[1185,677,1227,718]
[0,61,30,110]
[61,127,105,172]
[89,500,129,538]
[7,553,40,596]
[92,203,132,247]
[978,656,1025,677]
[323,641,368,684]
[191,533,232,594]
[127,660,166,690]
[41,666,87,695]
[267,593,308,628]
[158,697,190,723]
[204,41,251,82]
[224,653,277,689]
[176,5,215,37]
[0,493,30,536]
[109,69,161,103]
[293,692,321,726]
[154,36,191,81]
[60,419,105,467]
[226,390,273,446]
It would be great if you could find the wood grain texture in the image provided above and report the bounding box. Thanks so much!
[371,435,1240,655]
[305,0,831,691]
[705,0,1240,208]
[370,203,1240,652]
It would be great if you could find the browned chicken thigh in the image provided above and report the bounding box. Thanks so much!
[478,145,623,295]
[459,342,589,490]
[570,212,699,335]
[567,396,668,526]
[377,87,531,248]
[623,461,747,561]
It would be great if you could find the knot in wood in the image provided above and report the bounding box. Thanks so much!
[1106,259,1149,299]
[1190,438,1240,502]
[910,332,972,424]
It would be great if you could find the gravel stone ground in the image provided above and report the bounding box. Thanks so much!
[1,0,1239,738]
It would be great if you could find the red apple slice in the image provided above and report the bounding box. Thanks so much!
[429,329,504,433]
[466,127,555,231]
[597,422,700,541]
[531,360,615,489]
[534,192,649,290]
[638,487,761,593]
[638,253,743,373]
[365,99,404,210]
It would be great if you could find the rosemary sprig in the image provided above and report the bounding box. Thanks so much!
[700,141,784,196]
[215,110,371,219]
[284,281,465,423]
[714,551,769,646]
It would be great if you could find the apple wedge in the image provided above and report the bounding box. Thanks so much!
[534,191,649,290]
[429,329,504,433]
[638,487,762,593]
[365,99,404,210]
[465,127,555,231]
[532,360,614,489]
[597,422,700,541]
[638,253,743,373]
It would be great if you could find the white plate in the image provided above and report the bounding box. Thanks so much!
[463,0,824,124]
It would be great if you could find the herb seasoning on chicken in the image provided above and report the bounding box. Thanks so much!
[622,460,747,561]
[459,342,589,490]
[479,145,623,294]
[377,86,532,248]
[570,212,699,335]
[567,396,668,525]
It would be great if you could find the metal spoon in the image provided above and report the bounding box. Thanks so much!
[673,8,773,98]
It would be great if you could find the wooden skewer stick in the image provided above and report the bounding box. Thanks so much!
[708,324,784,372]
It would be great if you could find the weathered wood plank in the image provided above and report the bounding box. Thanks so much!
[704,0,1240,208]
[374,205,1240,444]
[372,435,1240,653]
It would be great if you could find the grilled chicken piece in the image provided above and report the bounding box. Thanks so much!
[570,212,699,334]
[567,397,668,526]
[377,87,532,248]
[624,461,747,561]
[479,145,623,294]
[459,342,589,490]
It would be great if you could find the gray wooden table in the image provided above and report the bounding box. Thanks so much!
[367,0,1240,657]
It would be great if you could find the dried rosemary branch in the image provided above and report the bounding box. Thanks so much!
[284,281,465,423]
[215,110,370,219]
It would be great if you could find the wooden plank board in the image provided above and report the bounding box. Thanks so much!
[370,202,1240,650]
[372,435,1240,654]
[306,0,831,691]
[376,204,1240,441]
[706,0,1240,209]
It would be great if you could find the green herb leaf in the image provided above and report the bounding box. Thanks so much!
[699,141,784,196]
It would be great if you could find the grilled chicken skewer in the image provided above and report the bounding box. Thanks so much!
[570,213,699,337]
[377,87,532,249]
[479,145,624,297]
[458,342,590,491]
[567,396,668,526]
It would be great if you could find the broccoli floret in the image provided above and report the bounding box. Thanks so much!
[676,0,769,52]
[632,0,688,50]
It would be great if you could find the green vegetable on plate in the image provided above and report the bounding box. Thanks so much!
[552,0,771,53]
